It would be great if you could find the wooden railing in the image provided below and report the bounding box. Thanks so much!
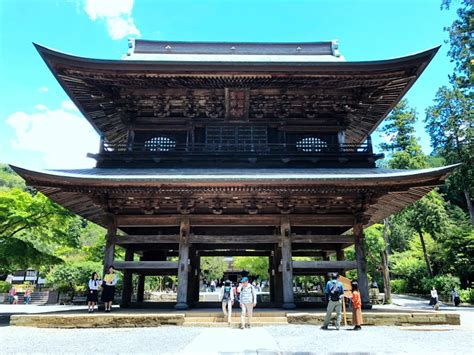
[102,142,371,155]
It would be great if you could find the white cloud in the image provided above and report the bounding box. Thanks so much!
[84,0,140,40]
[6,105,99,169]
[61,100,79,112]
[38,86,48,93]
[34,104,48,111]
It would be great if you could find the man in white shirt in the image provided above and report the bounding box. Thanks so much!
[237,277,257,329]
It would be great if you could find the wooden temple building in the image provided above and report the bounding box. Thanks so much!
[11,40,457,309]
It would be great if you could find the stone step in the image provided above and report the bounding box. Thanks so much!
[183,322,289,328]
[184,316,288,323]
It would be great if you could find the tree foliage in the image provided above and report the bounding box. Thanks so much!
[442,0,473,88]
[425,86,474,222]
[233,257,269,280]
[200,257,227,281]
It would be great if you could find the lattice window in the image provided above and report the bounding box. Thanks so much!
[296,137,327,152]
[205,126,267,151]
[144,136,176,152]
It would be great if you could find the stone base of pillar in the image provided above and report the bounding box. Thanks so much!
[174,302,189,310]
[362,303,372,310]
[282,302,296,310]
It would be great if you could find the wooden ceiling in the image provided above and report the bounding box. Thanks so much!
[35,44,438,145]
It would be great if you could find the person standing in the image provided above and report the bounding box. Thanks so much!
[350,281,363,330]
[321,273,344,330]
[451,288,460,307]
[101,266,117,312]
[24,287,32,305]
[429,286,439,309]
[9,286,18,305]
[237,277,257,329]
[219,280,235,324]
[87,272,101,313]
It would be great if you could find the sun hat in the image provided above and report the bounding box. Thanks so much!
[241,277,249,282]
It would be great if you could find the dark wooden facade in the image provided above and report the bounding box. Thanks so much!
[12,40,456,309]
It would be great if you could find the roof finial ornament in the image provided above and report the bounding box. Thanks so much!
[126,38,135,57]
[296,46,302,52]
[165,45,172,51]
[331,40,341,57]
[230,46,236,51]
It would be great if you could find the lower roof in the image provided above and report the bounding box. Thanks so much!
[10,165,457,184]
[10,164,458,230]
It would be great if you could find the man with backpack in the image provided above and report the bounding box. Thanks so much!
[237,277,257,329]
[219,280,235,324]
[321,272,345,330]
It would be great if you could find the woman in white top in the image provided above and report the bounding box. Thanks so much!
[87,272,101,313]
[430,286,438,308]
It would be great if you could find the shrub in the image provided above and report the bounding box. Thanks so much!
[46,261,102,296]
[390,279,408,294]
[459,288,474,304]
[420,274,461,296]
[0,280,11,293]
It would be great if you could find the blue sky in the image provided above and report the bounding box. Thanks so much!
[0,0,458,169]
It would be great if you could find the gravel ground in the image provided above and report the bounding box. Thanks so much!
[1,324,473,354]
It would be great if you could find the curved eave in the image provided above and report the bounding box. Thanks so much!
[10,164,458,187]
[9,164,459,229]
[34,43,439,145]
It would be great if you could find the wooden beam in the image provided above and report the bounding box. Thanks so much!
[117,234,354,245]
[116,214,355,227]
[114,261,178,270]
[292,260,357,270]
[197,250,271,257]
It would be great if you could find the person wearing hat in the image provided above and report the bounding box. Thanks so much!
[237,277,257,329]
[219,280,235,324]
[321,272,344,330]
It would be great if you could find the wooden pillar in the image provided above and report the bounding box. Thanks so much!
[273,244,283,304]
[269,255,275,302]
[281,217,296,309]
[187,247,199,307]
[120,248,134,307]
[137,274,145,302]
[354,214,372,309]
[193,254,201,304]
[336,247,346,277]
[175,216,190,310]
[103,213,117,274]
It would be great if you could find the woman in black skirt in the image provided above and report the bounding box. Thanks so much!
[87,272,101,313]
[101,265,118,312]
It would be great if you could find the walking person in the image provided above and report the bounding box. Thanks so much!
[87,272,101,313]
[237,277,257,329]
[429,286,439,309]
[24,287,32,305]
[219,280,235,324]
[350,281,363,330]
[101,266,117,312]
[451,288,460,307]
[321,273,344,330]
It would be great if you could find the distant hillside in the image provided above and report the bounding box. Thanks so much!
[0,164,26,191]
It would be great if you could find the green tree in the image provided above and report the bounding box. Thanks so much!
[379,99,428,169]
[0,188,83,273]
[200,257,227,281]
[405,190,450,278]
[441,0,473,89]
[425,86,474,223]
[233,256,269,280]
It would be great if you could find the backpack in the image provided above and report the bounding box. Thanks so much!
[329,281,341,302]
[222,286,231,301]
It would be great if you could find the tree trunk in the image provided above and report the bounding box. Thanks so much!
[464,190,474,225]
[381,218,392,303]
[418,230,433,278]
